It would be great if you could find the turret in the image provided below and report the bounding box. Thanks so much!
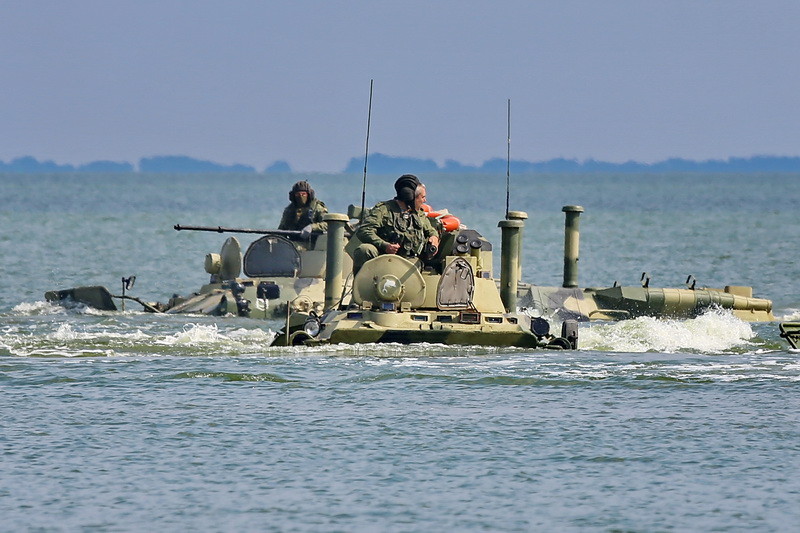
[323,213,349,310]
[562,205,584,288]
[498,218,524,311]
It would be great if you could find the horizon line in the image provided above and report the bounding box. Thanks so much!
[3,153,800,174]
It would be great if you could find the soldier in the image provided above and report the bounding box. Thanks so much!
[278,180,328,238]
[353,174,440,274]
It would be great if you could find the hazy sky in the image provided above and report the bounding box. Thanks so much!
[2,1,799,172]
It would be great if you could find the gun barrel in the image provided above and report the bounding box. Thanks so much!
[174,224,301,237]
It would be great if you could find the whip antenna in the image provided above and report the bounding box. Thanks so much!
[359,79,374,222]
[506,98,511,219]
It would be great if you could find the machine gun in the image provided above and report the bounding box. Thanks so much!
[174,224,302,238]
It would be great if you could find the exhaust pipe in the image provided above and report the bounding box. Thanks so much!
[498,218,524,312]
[506,210,528,279]
[562,205,584,288]
[323,213,349,311]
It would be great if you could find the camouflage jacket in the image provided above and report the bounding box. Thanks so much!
[278,199,328,232]
[356,199,437,258]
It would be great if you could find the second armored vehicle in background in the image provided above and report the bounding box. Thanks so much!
[46,225,353,320]
[164,225,353,319]
[512,206,774,323]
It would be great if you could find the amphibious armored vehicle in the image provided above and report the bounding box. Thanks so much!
[271,213,579,349]
[45,225,353,319]
[512,207,774,323]
[273,203,775,348]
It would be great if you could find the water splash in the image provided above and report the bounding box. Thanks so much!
[0,307,781,359]
[45,323,149,342]
[157,323,275,346]
[1,320,278,358]
[779,309,800,321]
[48,323,80,341]
[9,299,114,317]
[10,300,68,316]
[270,341,518,359]
[579,309,755,353]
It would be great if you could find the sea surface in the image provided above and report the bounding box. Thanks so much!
[1,172,799,531]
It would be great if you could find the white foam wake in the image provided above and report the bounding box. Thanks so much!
[1,322,278,358]
[578,309,755,353]
[157,323,276,346]
[779,309,800,321]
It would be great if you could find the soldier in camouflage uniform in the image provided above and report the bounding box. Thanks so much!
[353,174,440,274]
[278,180,328,238]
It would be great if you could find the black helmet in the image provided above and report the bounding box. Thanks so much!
[289,180,315,202]
[394,174,420,204]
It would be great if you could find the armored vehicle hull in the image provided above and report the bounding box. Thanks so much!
[288,308,562,348]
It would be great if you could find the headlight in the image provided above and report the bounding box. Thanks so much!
[303,316,321,337]
[375,274,403,302]
[530,317,550,337]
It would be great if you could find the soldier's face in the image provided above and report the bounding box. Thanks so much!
[414,187,427,210]
[295,191,309,205]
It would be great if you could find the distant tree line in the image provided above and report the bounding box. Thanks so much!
[0,155,292,174]
[3,153,800,174]
[343,153,800,173]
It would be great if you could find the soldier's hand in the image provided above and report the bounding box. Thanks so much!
[384,242,401,254]
[428,236,440,249]
[301,224,313,238]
